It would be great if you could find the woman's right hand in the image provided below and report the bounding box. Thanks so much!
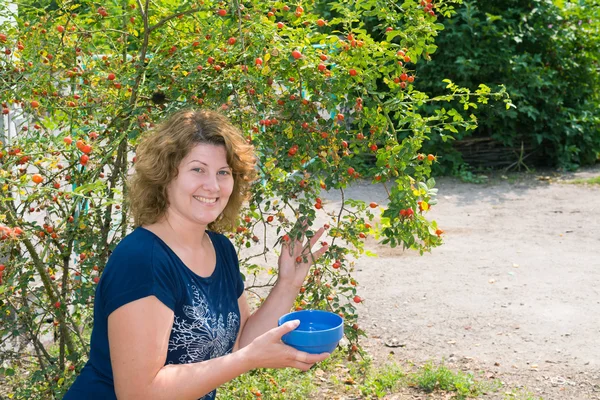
[243,320,330,371]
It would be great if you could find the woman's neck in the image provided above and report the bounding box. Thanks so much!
[149,212,208,250]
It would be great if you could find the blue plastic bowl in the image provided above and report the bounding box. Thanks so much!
[278,310,344,354]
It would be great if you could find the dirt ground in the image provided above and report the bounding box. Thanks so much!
[333,165,600,400]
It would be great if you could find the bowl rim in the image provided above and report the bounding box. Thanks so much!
[279,309,344,335]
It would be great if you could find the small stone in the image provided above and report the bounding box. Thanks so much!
[384,338,405,348]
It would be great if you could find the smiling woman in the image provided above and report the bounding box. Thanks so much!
[129,109,257,233]
[165,144,235,240]
[63,109,331,400]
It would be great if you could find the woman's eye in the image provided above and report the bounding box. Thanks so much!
[192,168,204,173]
[218,170,231,176]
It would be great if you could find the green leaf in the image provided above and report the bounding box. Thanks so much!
[73,180,106,194]
[425,44,438,54]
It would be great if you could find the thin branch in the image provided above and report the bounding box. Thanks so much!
[382,182,391,198]
[148,8,201,33]
[136,0,146,19]
[6,297,54,367]
[240,248,270,264]
[331,187,345,247]
[233,0,246,52]
[98,135,127,265]
[75,28,130,35]
[2,204,62,301]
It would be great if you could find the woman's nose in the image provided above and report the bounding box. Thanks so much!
[201,175,220,191]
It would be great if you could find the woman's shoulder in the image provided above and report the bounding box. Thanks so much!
[102,227,176,284]
[109,227,163,260]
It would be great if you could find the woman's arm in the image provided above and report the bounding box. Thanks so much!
[236,226,328,349]
[234,283,298,350]
[109,295,327,400]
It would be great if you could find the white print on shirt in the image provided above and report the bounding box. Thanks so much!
[168,285,239,364]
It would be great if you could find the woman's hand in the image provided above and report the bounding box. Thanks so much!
[243,320,330,371]
[233,222,329,351]
[277,223,328,290]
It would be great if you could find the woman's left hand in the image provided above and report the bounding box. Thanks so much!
[277,223,328,290]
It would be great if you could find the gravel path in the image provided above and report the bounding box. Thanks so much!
[343,165,600,399]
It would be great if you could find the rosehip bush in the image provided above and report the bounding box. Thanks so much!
[0,0,509,398]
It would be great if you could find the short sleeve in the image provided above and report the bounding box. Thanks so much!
[99,232,178,317]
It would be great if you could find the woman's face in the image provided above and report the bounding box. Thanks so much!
[165,143,234,227]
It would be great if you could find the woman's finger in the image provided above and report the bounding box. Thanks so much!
[289,361,313,371]
[276,320,300,338]
[306,244,329,265]
[295,352,330,367]
[281,238,292,257]
[295,352,308,364]
[286,221,326,259]
[304,227,325,252]
[298,227,327,261]
[293,218,309,245]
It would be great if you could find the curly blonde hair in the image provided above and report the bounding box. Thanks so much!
[128,109,257,232]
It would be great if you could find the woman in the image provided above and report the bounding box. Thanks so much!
[65,109,330,399]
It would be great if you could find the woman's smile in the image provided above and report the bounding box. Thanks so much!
[193,196,219,204]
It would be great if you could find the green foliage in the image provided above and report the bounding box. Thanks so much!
[410,362,488,399]
[219,352,406,399]
[454,164,489,184]
[415,0,600,171]
[219,348,344,399]
[565,175,600,185]
[359,361,405,398]
[0,0,508,397]
[217,365,318,399]
[503,388,544,400]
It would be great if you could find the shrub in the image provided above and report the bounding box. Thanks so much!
[414,0,600,171]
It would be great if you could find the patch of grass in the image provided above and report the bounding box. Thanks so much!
[218,351,407,399]
[359,361,406,398]
[565,176,600,185]
[217,363,317,399]
[313,353,406,399]
[503,387,544,400]
[217,349,350,399]
[218,353,508,399]
[454,164,489,184]
[409,362,493,399]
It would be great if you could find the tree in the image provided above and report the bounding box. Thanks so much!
[0,0,509,397]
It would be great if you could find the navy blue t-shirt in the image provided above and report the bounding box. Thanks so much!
[64,227,245,400]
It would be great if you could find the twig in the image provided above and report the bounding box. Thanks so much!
[148,8,201,33]
[504,141,535,172]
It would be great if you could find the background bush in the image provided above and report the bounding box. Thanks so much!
[414,0,600,172]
